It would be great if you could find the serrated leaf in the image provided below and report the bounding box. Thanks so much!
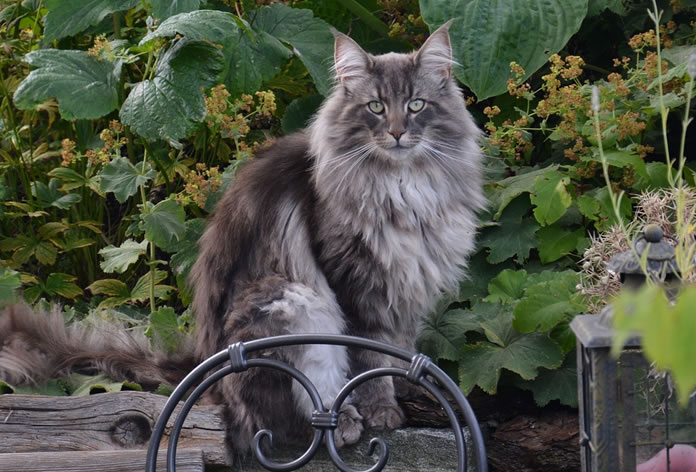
[577,194,600,221]
[0,266,21,303]
[169,218,205,278]
[583,149,648,181]
[513,271,586,333]
[87,279,130,298]
[32,179,82,210]
[513,353,578,407]
[486,166,559,219]
[458,250,514,303]
[99,239,148,274]
[418,308,481,361]
[458,332,564,395]
[531,170,571,226]
[148,306,183,353]
[43,0,139,41]
[13,50,120,120]
[253,4,335,96]
[479,196,539,264]
[150,0,200,21]
[120,39,224,142]
[536,225,585,264]
[487,269,528,304]
[420,0,588,100]
[142,199,186,250]
[130,270,172,302]
[99,157,156,204]
[68,373,130,397]
[44,273,83,299]
[141,10,291,99]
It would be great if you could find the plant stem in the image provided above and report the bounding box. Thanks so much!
[649,0,673,185]
[139,150,156,313]
[334,0,390,37]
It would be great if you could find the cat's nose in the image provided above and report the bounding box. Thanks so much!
[389,129,406,141]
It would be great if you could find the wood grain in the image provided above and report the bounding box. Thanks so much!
[0,392,227,466]
[0,448,204,472]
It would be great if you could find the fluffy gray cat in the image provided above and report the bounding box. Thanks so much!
[0,22,484,452]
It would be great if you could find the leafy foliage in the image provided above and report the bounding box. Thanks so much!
[1,0,696,406]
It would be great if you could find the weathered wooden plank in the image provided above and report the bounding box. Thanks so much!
[0,392,227,466]
[0,448,204,472]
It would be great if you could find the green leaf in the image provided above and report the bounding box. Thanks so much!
[169,218,205,280]
[486,165,559,219]
[43,0,139,41]
[583,149,648,181]
[479,196,539,264]
[87,279,130,298]
[587,0,626,16]
[595,186,633,230]
[68,374,132,397]
[458,319,564,394]
[531,170,571,226]
[253,4,335,96]
[99,239,148,274]
[281,95,324,134]
[419,308,480,361]
[150,0,200,21]
[120,39,224,143]
[458,251,514,303]
[613,285,696,405]
[420,0,588,100]
[513,353,578,407]
[99,157,156,204]
[44,273,83,299]
[31,179,82,210]
[130,270,172,302]
[148,306,183,353]
[140,9,237,44]
[0,266,21,303]
[8,379,69,396]
[142,199,186,250]
[13,50,120,120]
[486,269,528,304]
[536,225,585,264]
[513,271,586,333]
[577,194,600,221]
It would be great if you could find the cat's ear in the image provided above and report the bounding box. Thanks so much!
[415,20,454,79]
[333,30,371,83]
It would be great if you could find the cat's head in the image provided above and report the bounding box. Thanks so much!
[312,21,474,166]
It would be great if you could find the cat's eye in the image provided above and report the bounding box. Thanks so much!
[368,101,385,114]
[408,99,425,112]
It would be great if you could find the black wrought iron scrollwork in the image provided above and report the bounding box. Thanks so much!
[145,334,488,472]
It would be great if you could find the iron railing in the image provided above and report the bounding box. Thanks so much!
[145,334,488,472]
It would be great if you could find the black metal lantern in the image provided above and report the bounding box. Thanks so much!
[570,225,696,472]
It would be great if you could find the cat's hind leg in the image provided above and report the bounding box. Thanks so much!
[217,277,361,451]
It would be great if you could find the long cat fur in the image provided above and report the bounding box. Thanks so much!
[0,23,485,452]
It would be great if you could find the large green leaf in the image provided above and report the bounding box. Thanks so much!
[13,50,120,120]
[99,239,148,274]
[43,0,139,41]
[140,10,290,97]
[513,271,586,334]
[148,306,183,353]
[120,39,224,143]
[44,273,83,299]
[486,165,559,219]
[478,196,539,264]
[513,353,578,407]
[419,308,482,361]
[99,157,156,204]
[420,0,588,100]
[150,0,201,21]
[0,266,21,303]
[253,4,335,96]
[142,199,186,250]
[486,269,528,304]
[130,270,173,302]
[536,225,585,264]
[458,308,564,394]
[31,179,82,210]
[531,170,571,226]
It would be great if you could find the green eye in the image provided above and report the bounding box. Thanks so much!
[408,99,425,112]
[368,101,385,114]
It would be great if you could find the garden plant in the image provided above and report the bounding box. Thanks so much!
[0,0,695,414]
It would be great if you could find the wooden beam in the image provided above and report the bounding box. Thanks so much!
[0,392,227,466]
[0,448,204,472]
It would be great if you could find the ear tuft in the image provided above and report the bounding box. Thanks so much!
[416,20,454,79]
[333,31,370,83]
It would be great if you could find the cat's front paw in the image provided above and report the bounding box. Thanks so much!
[334,404,364,448]
[359,402,405,431]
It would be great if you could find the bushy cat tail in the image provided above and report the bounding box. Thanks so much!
[0,303,197,390]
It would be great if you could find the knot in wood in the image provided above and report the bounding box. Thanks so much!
[110,414,152,447]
